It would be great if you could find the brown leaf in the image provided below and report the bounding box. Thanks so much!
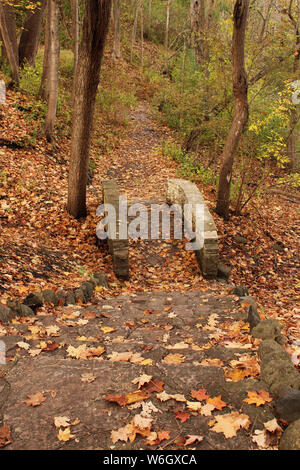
[24,391,46,407]
[175,411,190,423]
[0,424,12,447]
[191,389,210,401]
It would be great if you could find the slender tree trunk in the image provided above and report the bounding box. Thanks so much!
[216,0,249,220]
[71,0,79,73]
[0,30,7,66]
[112,0,121,59]
[140,0,144,67]
[131,0,139,62]
[18,0,46,68]
[0,0,19,85]
[165,0,171,50]
[67,0,112,219]
[45,0,60,142]
[148,0,152,36]
[287,0,300,172]
[39,0,51,100]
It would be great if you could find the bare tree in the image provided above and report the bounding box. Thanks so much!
[165,0,171,50]
[18,0,46,68]
[39,0,51,100]
[44,0,60,142]
[0,0,19,85]
[216,0,250,220]
[286,0,300,172]
[67,0,112,219]
[71,0,79,73]
[112,0,121,59]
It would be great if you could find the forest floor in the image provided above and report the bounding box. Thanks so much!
[0,90,299,449]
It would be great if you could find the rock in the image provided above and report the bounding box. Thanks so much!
[233,235,248,245]
[279,419,300,450]
[42,289,59,307]
[0,304,14,323]
[23,292,43,311]
[93,271,109,288]
[19,305,34,317]
[259,340,291,364]
[217,263,231,280]
[275,387,300,423]
[6,301,35,318]
[74,288,85,303]
[65,291,76,305]
[261,359,300,398]
[80,281,94,301]
[56,289,68,306]
[239,296,260,330]
[232,286,249,297]
[6,300,22,315]
[252,319,285,344]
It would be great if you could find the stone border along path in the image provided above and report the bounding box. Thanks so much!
[0,271,109,324]
[100,178,219,280]
[166,178,219,279]
[234,289,300,449]
[101,180,129,280]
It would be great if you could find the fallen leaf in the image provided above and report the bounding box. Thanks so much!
[24,391,46,407]
[0,424,12,447]
[243,390,273,407]
[54,416,71,428]
[210,412,251,438]
[57,427,75,442]
[162,353,185,364]
[175,411,190,423]
[184,435,204,446]
[132,374,153,389]
[191,389,210,401]
[207,395,227,410]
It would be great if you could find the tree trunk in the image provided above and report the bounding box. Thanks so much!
[44,0,60,142]
[190,0,206,62]
[112,0,121,59]
[165,0,171,50]
[71,0,79,73]
[148,0,152,36]
[131,0,139,62]
[0,0,19,85]
[18,0,46,68]
[140,0,144,67]
[39,0,51,100]
[216,0,249,220]
[0,29,7,66]
[287,0,300,172]
[67,0,112,219]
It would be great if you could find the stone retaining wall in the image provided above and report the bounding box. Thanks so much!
[101,180,129,280]
[166,178,219,278]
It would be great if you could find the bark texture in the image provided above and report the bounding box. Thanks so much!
[18,0,46,67]
[0,0,19,85]
[44,0,60,142]
[216,0,249,220]
[67,0,112,219]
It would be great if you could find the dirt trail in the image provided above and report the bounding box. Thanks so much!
[98,102,209,292]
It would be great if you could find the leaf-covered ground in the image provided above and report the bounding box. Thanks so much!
[0,86,299,450]
[0,92,299,359]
